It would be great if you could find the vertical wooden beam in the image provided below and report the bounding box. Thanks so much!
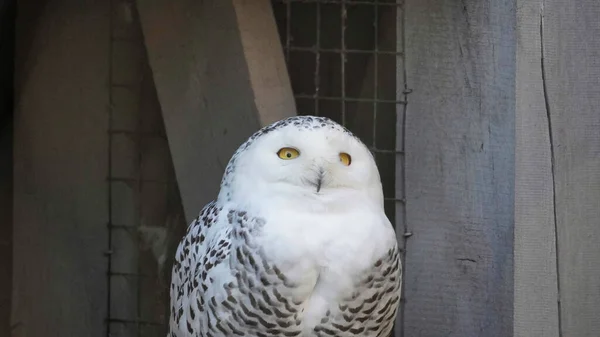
[514,1,560,336]
[402,1,515,336]
[541,1,600,336]
[137,0,296,223]
[12,1,109,336]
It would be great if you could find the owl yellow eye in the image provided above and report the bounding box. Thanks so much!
[277,147,300,160]
[339,152,352,166]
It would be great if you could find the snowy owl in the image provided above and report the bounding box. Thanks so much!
[168,116,401,337]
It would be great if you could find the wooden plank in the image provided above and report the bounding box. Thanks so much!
[136,0,296,223]
[11,1,109,336]
[541,1,600,335]
[514,1,560,336]
[402,1,515,336]
[232,0,295,126]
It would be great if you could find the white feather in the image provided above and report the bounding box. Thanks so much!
[168,116,401,337]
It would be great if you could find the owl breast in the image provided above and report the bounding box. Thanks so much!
[249,207,399,335]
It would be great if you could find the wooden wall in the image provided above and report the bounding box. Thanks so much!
[400,1,600,336]
[402,1,516,336]
[514,1,560,335]
[515,0,600,336]
[12,1,110,336]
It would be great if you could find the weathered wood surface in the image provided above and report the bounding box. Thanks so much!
[11,1,109,336]
[136,0,296,223]
[403,1,515,336]
[232,0,295,126]
[541,1,600,336]
[514,1,560,336]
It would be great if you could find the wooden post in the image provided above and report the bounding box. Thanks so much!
[136,0,296,223]
[514,1,560,336]
[12,1,110,336]
[402,1,516,335]
[517,1,600,336]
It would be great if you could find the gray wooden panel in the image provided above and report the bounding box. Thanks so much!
[514,1,560,336]
[403,1,515,336]
[542,1,600,335]
[11,1,109,336]
[137,0,295,223]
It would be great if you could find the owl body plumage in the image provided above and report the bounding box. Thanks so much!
[168,116,401,337]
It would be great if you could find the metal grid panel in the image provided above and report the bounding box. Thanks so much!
[107,1,186,336]
[271,0,407,334]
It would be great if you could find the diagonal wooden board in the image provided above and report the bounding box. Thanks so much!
[136,0,296,223]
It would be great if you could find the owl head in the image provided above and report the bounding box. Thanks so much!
[218,116,384,211]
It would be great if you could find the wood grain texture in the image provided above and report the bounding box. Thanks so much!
[402,1,515,336]
[541,1,600,335]
[11,1,109,336]
[136,0,296,223]
[514,1,560,336]
[232,0,296,126]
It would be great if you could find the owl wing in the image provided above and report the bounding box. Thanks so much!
[315,242,402,337]
[169,205,308,337]
[168,201,233,337]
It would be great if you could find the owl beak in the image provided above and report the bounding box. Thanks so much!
[315,168,325,193]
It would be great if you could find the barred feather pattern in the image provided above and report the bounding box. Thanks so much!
[168,202,402,337]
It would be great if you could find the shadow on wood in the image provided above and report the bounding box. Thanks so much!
[12,1,110,336]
